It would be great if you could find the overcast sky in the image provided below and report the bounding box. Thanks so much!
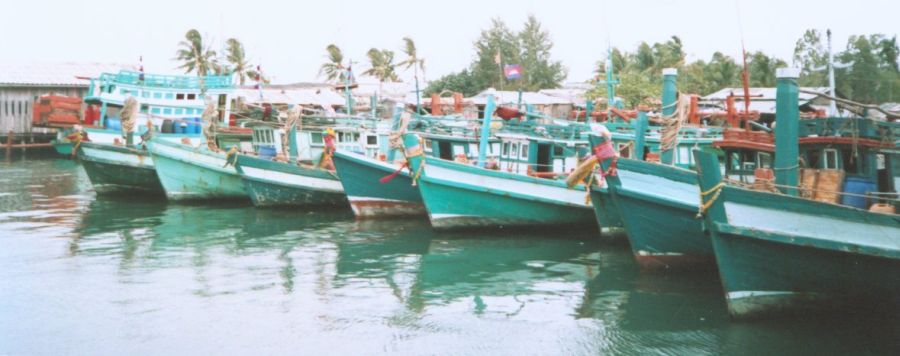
[2,0,897,84]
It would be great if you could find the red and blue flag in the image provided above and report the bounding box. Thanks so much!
[504,64,522,79]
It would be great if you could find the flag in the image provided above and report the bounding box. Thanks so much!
[494,51,502,65]
[504,64,522,80]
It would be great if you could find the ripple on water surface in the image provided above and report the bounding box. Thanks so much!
[0,156,897,355]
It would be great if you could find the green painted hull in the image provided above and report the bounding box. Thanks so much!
[53,141,73,156]
[332,150,425,218]
[147,139,248,201]
[607,158,714,271]
[235,154,347,208]
[78,143,162,193]
[588,186,625,235]
[416,157,596,230]
[693,148,900,319]
[712,224,900,319]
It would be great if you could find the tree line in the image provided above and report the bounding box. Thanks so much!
[422,16,900,106]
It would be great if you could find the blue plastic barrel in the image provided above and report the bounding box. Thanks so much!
[257,145,277,159]
[190,117,202,134]
[842,176,876,209]
[106,117,121,131]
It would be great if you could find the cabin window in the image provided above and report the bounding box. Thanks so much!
[141,91,149,98]
[174,108,184,115]
[165,93,174,99]
[176,93,185,100]
[617,143,631,158]
[756,152,772,169]
[151,107,161,114]
[511,143,519,158]
[187,94,197,100]
[554,145,564,156]
[806,149,821,168]
[491,143,500,155]
[366,135,377,145]
[120,88,128,95]
[728,152,741,171]
[163,108,172,115]
[453,144,466,156]
[310,132,323,144]
[153,92,162,99]
[140,106,148,113]
[521,144,528,158]
[823,149,838,170]
[840,148,859,174]
[679,147,691,164]
[502,142,510,156]
[423,139,432,152]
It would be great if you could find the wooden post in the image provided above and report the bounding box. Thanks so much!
[633,112,649,161]
[774,68,801,196]
[693,149,728,224]
[477,94,496,168]
[660,68,678,165]
[6,131,14,157]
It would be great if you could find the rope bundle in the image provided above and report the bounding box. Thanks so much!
[660,94,691,153]
[121,97,139,136]
[201,99,219,151]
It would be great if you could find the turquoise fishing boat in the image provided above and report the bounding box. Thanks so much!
[52,70,231,156]
[408,96,597,230]
[333,111,495,218]
[147,137,249,201]
[234,112,379,207]
[695,68,900,319]
[581,69,726,269]
[77,141,162,193]
[75,70,235,196]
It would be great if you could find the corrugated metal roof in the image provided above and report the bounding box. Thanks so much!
[236,88,346,107]
[701,87,832,114]
[469,89,573,105]
[0,62,136,87]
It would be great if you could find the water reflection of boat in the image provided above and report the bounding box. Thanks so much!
[408,234,601,314]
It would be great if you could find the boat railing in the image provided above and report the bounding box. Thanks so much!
[97,70,234,90]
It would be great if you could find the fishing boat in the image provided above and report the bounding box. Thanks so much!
[234,111,379,207]
[577,69,725,270]
[77,140,162,193]
[408,95,597,230]
[332,112,494,218]
[52,70,231,156]
[694,68,900,319]
[147,133,250,201]
[75,70,236,196]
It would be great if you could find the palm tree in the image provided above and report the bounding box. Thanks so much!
[319,44,346,83]
[363,48,399,84]
[400,37,426,112]
[225,38,250,85]
[175,29,218,76]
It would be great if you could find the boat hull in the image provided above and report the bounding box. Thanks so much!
[712,224,900,319]
[147,139,248,201]
[588,186,625,236]
[332,150,425,218]
[417,158,596,230]
[236,155,347,208]
[610,159,714,271]
[78,142,162,193]
[53,141,73,156]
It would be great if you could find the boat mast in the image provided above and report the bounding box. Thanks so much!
[827,29,838,117]
[477,94,497,168]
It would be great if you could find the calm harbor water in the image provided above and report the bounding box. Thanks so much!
[1,154,897,355]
